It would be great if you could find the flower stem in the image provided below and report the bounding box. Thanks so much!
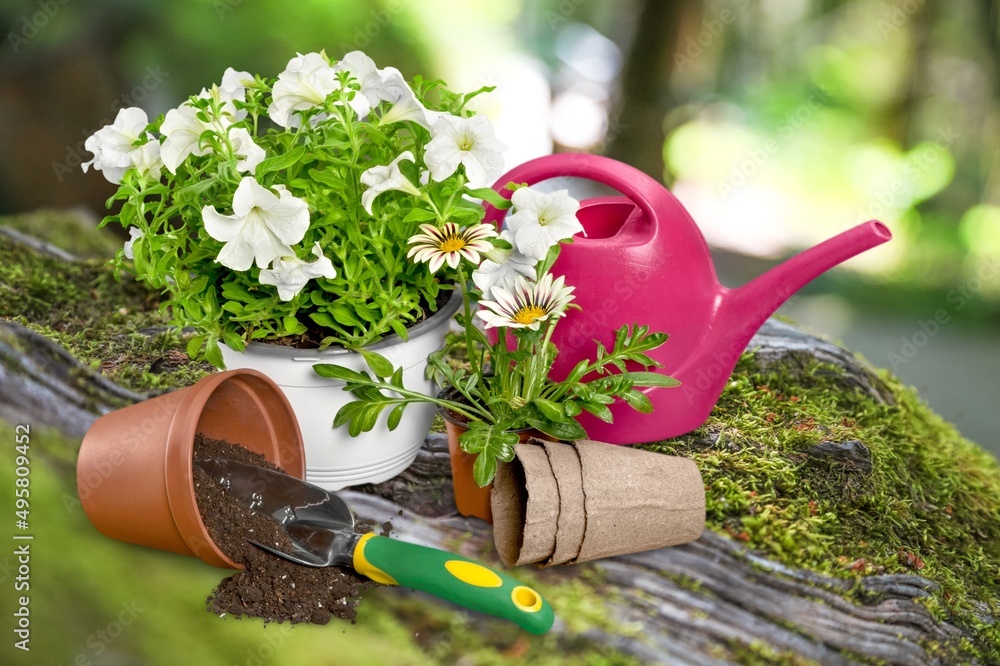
[456,265,480,378]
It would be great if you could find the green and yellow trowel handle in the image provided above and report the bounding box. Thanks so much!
[352,533,554,634]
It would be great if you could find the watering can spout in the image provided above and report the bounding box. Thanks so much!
[721,220,893,342]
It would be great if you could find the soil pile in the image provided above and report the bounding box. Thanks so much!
[193,435,378,625]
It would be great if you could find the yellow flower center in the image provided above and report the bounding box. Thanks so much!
[439,237,467,253]
[513,305,547,326]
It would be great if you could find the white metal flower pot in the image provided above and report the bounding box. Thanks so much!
[220,291,461,490]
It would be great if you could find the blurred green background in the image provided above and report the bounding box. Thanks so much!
[0,0,998,663]
[0,0,997,445]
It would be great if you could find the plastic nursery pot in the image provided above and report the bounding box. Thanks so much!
[77,369,304,569]
[439,403,545,524]
[220,290,463,491]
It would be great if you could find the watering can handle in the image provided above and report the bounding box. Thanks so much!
[482,153,675,231]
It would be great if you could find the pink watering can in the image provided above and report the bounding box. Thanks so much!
[482,153,892,444]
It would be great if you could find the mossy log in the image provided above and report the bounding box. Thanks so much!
[2,219,998,664]
[0,317,985,665]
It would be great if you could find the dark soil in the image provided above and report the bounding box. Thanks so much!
[267,289,455,349]
[192,434,379,625]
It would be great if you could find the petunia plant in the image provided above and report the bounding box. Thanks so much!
[83,51,512,366]
[313,188,679,487]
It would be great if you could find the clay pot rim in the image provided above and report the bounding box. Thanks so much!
[164,369,305,569]
[232,290,463,358]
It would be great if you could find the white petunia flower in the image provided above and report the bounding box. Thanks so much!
[82,107,151,184]
[130,138,163,181]
[123,226,143,260]
[259,242,336,301]
[377,67,448,130]
[360,151,420,215]
[376,66,409,103]
[471,229,537,299]
[333,51,399,118]
[406,222,497,273]
[160,101,238,174]
[202,176,310,271]
[424,115,507,188]
[476,273,575,330]
[160,69,253,173]
[268,52,339,129]
[218,67,253,105]
[229,127,266,173]
[504,188,583,261]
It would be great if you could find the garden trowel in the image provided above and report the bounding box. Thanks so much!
[197,457,554,634]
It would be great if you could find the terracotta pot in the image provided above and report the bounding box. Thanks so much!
[77,369,304,568]
[439,405,546,524]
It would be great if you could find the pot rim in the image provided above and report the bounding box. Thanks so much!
[230,289,463,358]
[164,369,305,569]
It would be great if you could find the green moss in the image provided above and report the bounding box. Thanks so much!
[0,214,212,392]
[716,639,820,666]
[1,208,124,259]
[642,353,1000,660]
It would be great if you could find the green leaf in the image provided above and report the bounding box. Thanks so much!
[313,363,366,383]
[221,331,245,352]
[307,167,345,188]
[566,359,590,384]
[359,349,395,379]
[620,371,681,388]
[186,334,204,359]
[459,425,519,487]
[204,337,225,369]
[221,282,256,302]
[386,403,406,431]
[401,208,438,224]
[621,389,654,414]
[330,306,363,328]
[533,398,569,423]
[308,311,350,338]
[176,178,217,198]
[581,400,614,423]
[465,187,512,210]
[283,316,305,335]
[535,243,562,281]
[471,452,498,490]
[255,146,307,175]
[388,318,409,339]
[526,417,586,442]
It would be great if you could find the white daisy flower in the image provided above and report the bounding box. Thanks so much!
[476,273,575,330]
[406,222,497,273]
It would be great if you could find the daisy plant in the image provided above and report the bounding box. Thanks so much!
[313,188,679,487]
[83,50,510,366]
